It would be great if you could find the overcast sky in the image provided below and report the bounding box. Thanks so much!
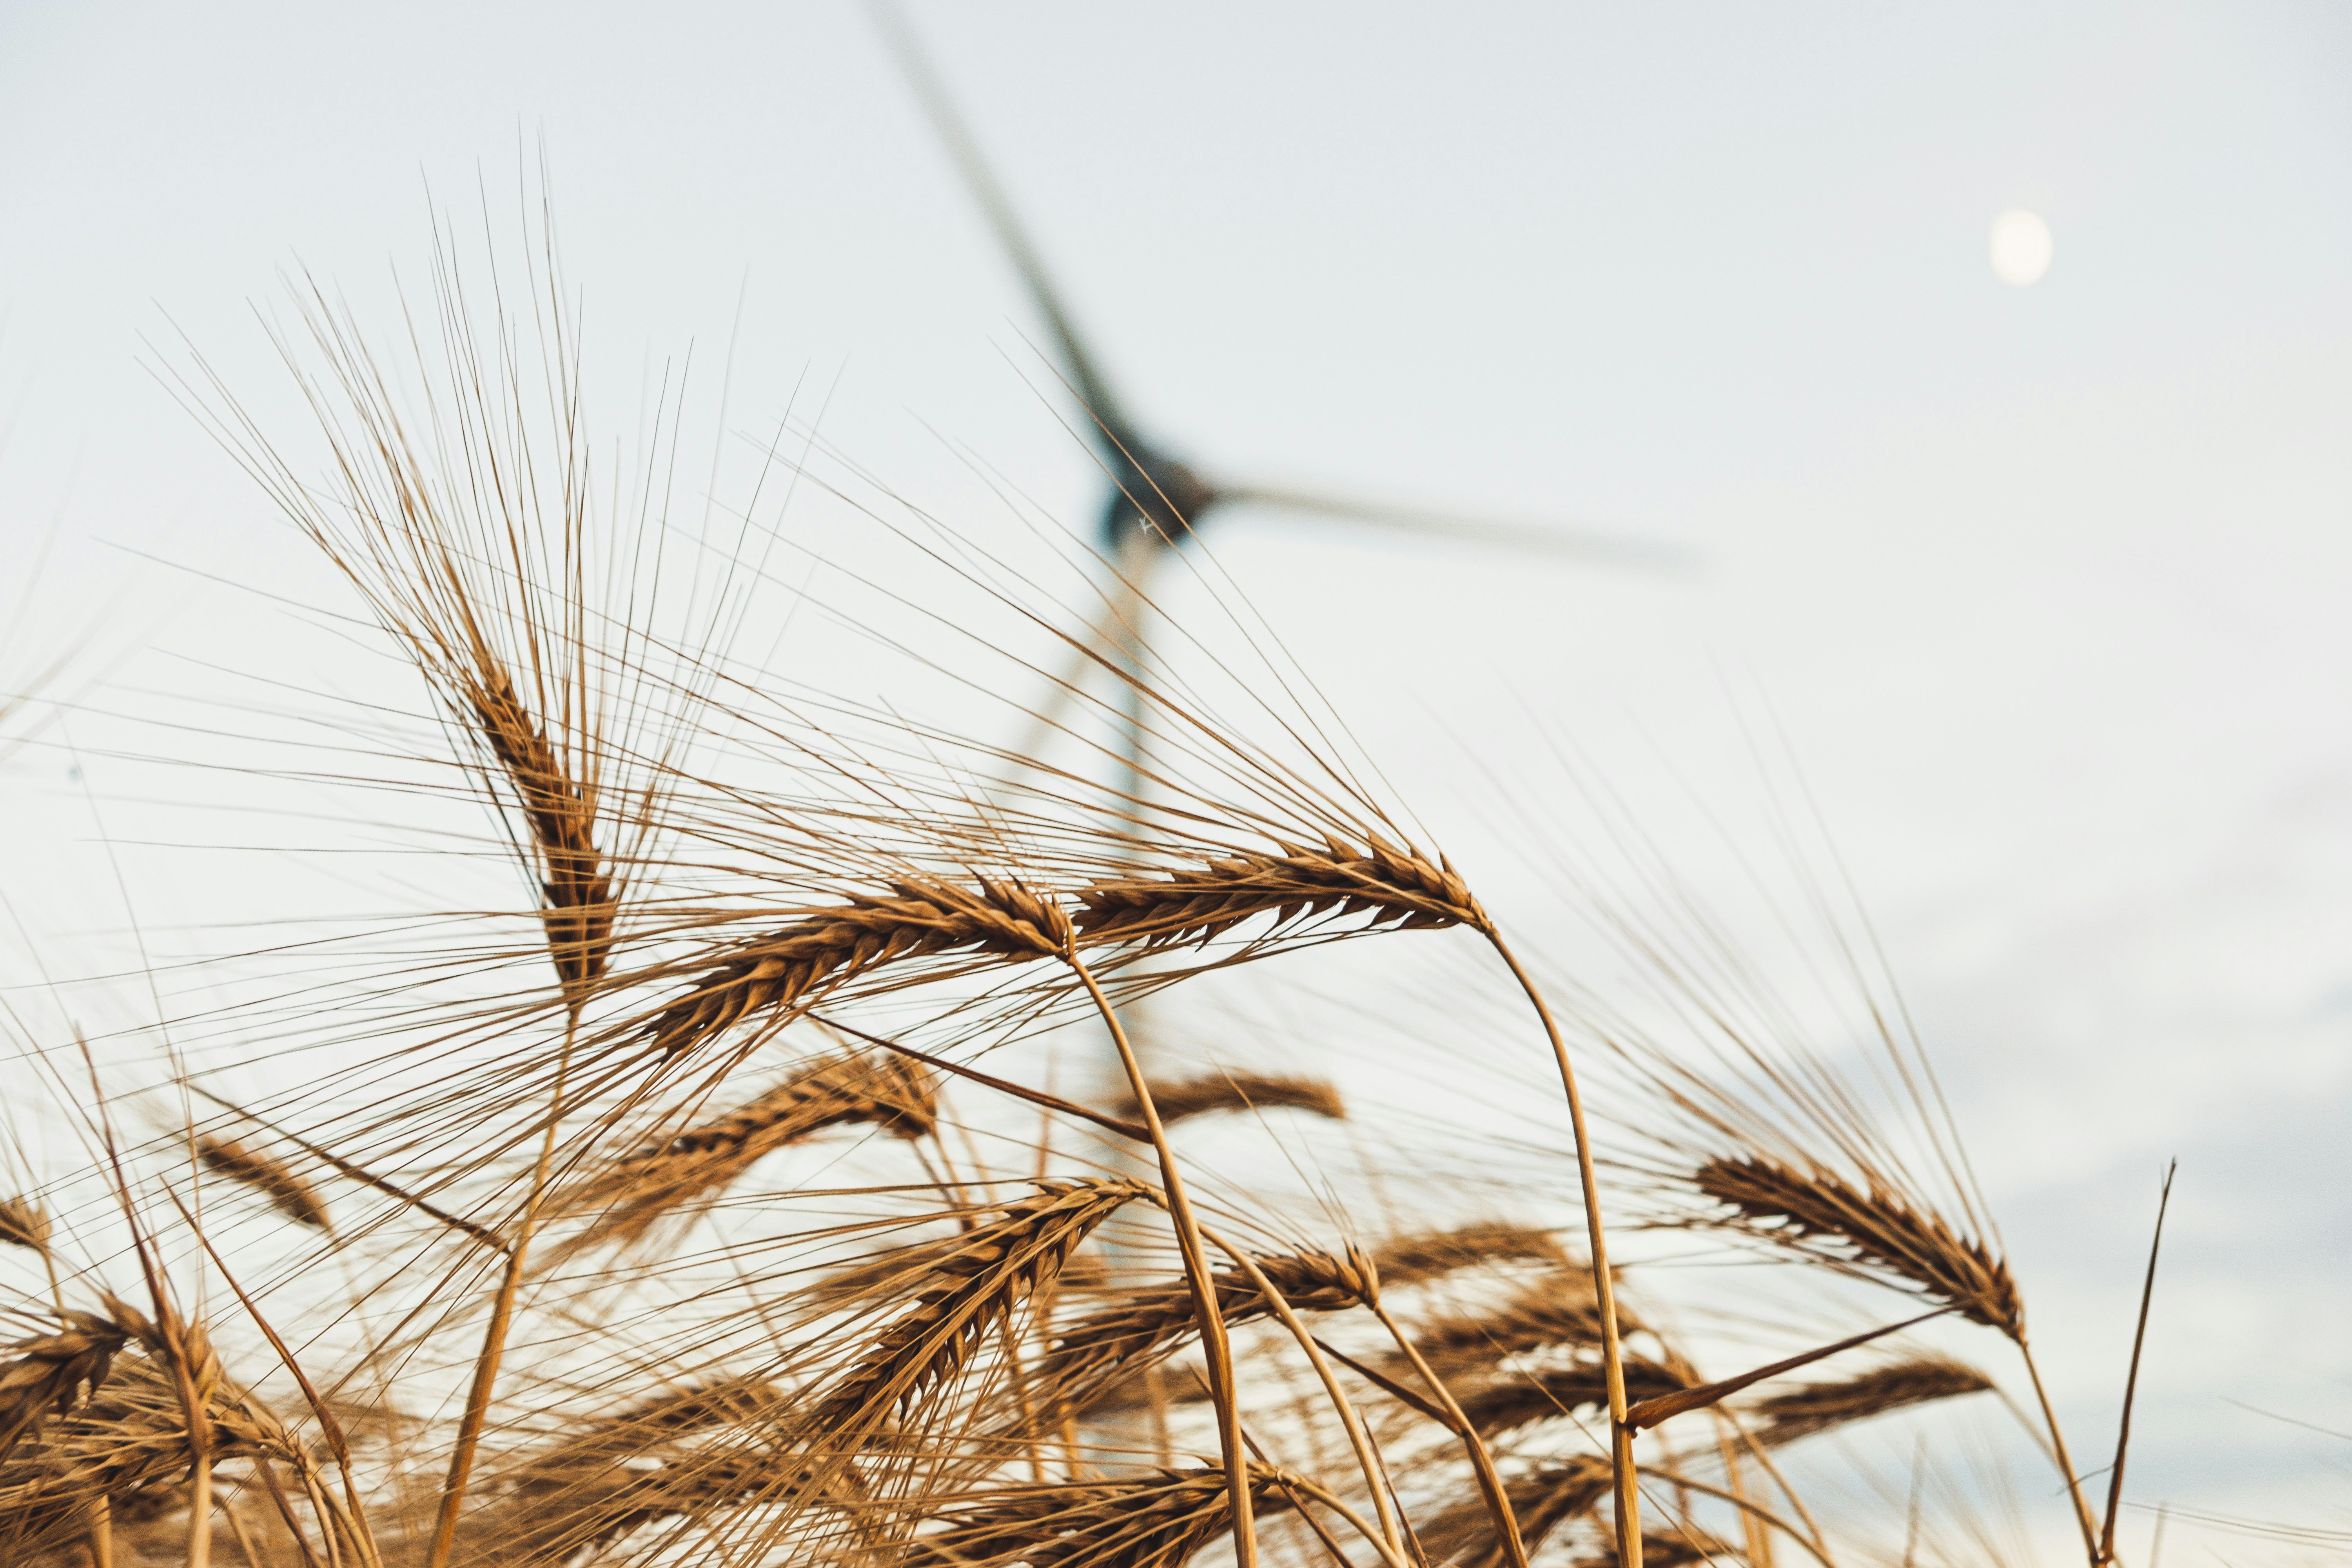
[4,3,2350,1558]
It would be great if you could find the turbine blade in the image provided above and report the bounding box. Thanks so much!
[1220,481,1697,573]
[997,540,1161,783]
[871,2,1141,448]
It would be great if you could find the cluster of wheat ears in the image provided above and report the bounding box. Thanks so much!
[0,218,2171,1568]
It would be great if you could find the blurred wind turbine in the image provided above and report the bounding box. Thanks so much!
[872,3,1689,779]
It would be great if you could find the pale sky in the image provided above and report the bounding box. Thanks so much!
[4,3,2350,1557]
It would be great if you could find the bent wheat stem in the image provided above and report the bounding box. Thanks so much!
[1483,928,1641,1568]
[1364,1294,1533,1568]
[1196,1227,1406,1568]
[1063,946,1256,1568]
[2020,1337,2101,1564]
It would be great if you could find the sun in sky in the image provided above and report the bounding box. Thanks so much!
[1990,207,2055,286]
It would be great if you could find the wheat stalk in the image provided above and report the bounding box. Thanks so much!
[0,1298,317,1560]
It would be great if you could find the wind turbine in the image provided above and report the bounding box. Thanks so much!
[876,8,1684,561]
[872,6,1688,793]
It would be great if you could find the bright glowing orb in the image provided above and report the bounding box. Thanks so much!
[1989,209,2054,287]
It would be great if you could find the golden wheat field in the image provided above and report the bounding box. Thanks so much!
[0,187,2245,1568]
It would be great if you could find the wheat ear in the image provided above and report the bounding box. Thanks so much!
[1115,1070,1344,1125]
[1072,831,1483,950]
[469,666,615,1003]
[1579,1527,1738,1568]
[904,1463,1298,1568]
[196,1136,329,1229]
[559,1053,936,1251]
[1042,1248,1376,1412]
[1748,1357,1993,1446]
[1372,1221,1564,1286]
[1423,1457,1614,1568]
[1411,1267,1631,1369]
[0,1196,48,1254]
[1693,1156,2022,1335]
[809,1177,1148,1445]
[646,875,1070,1057]
[1457,1358,1695,1437]
[0,1311,128,1463]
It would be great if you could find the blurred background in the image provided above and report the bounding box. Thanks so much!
[3,2,2349,1557]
